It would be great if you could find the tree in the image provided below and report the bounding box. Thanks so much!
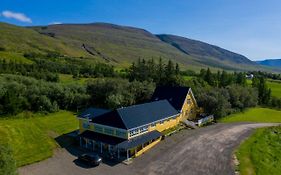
[204,68,215,86]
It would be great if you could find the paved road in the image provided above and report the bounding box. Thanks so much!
[19,123,279,175]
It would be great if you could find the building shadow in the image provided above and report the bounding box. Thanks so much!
[55,131,121,167]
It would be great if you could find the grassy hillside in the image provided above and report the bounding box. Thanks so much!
[32,23,204,69]
[0,111,77,166]
[0,22,88,60]
[236,126,281,175]
[219,108,281,123]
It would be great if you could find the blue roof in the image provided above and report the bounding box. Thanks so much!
[93,100,179,130]
[151,86,190,111]
[78,108,110,119]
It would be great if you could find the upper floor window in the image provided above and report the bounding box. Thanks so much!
[151,123,156,127]
[160,120,164,125]
[104,128,114,135]
[129,129,139,137]
[116,130,127,138]
[94,125,103,133]
[140,126,148,133]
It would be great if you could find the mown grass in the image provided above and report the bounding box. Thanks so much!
[236,126,281,175]
[267,80,281,98]
[219,108,281,123]
[0,111,78,167]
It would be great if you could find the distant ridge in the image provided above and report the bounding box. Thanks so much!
[256,59,281,68]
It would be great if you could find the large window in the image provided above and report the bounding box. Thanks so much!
[104,128,114,135]
[94,125,103,133]
[116,130,127,138]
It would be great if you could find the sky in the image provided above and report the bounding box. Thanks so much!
[1,0,281,61]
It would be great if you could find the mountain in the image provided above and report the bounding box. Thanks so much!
[256,59,281,68]
[0,22,279,72]
[156,34,257,70]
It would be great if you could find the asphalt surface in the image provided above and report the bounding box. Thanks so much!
[19,123,279,175]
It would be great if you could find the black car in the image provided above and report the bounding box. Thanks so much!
[78,153,102,166]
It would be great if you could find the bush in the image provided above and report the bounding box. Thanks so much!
[0,144,17,175]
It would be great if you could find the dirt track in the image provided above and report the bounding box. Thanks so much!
[19,123,279,175]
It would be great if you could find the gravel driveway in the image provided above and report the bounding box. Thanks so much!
[19,123,279,175]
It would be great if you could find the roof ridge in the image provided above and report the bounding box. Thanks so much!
[116,108,128,130]
[117,99,168,110]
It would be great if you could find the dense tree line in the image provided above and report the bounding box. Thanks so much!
[0,74,155,116]
[249,71,281,81]
[199,68,247,87]
[128,58,182,86]
[0,74,90,115]
[181,77,258,118]
[87,78,155,109]
[0,59,59,82]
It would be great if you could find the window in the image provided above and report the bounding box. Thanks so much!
[116,130,127,138]
[140,126,148,133]
[151,123,156,127]
[94,125,103,133]
[129,129,139,137]
[104,128,114,135]
[160,120,164,125]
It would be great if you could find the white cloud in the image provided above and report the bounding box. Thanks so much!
[49,22,62,25]
[1,10,32,23]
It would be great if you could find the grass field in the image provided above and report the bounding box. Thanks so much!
[219,108,281,123]
[267,80,281,98]
[59,74,92,84]
[236,126,281,175]
[0,111,78,167]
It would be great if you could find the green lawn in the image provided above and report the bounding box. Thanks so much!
[183,75,195,81]
[236,126,281,175]
[0,111,78,166]
[59,74,93,84]
[219,108,281,123]
[267,80,281,98]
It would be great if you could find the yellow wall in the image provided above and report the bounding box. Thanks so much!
[134,137,162,157]
[149,116,180,132]
[179,91,198,120]
[79,119,85,133]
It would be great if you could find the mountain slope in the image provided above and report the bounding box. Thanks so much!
[31,23,203,68]
[256,59,281,68]
[156,34,258,70]
[0,22,86,58]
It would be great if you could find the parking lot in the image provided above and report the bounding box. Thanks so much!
[19,123,278,175]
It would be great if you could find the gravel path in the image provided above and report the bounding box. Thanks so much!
[19,123,279,175]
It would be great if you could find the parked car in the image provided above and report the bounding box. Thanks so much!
[78,153,102,166]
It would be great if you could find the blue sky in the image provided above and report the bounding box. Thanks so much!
[1,0,281,60]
